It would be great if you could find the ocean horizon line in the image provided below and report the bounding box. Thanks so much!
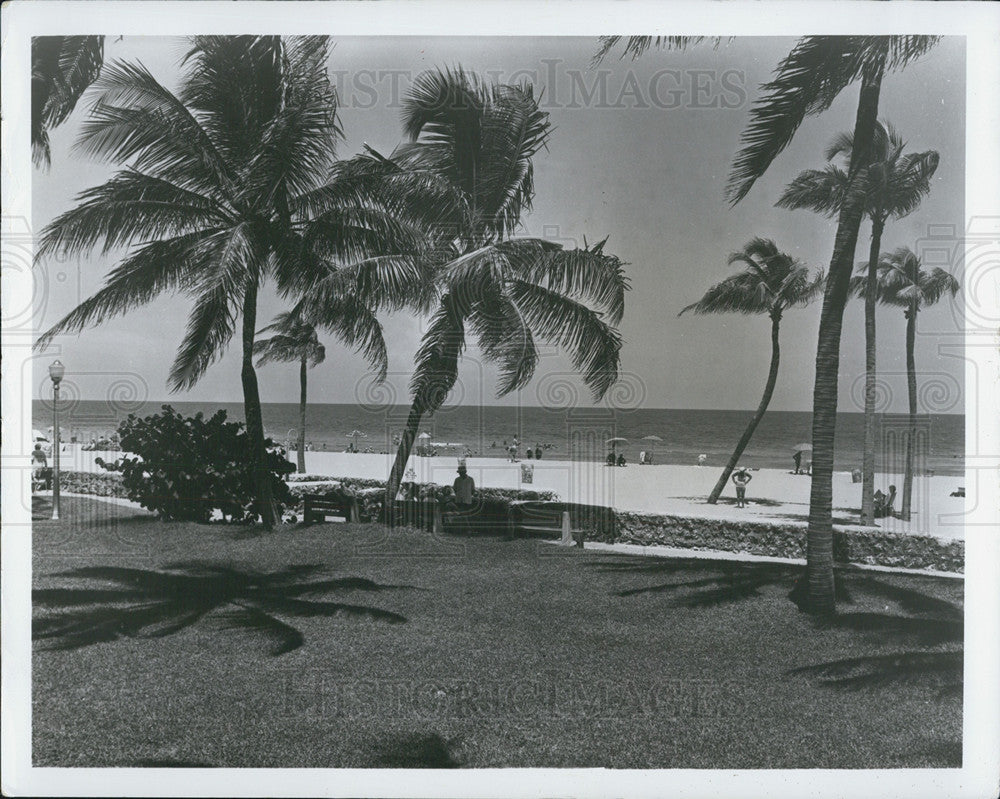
[30,398,966,417]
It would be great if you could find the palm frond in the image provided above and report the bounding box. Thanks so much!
[499,238,629,324]
[33,228,225,352]
[591,36,724,66]
[293,295,388,380]
[775,165,850,218]
[467,294,539,397]
[32,36,105,167]
[35,169,229,260]
[883,149,940,219]
[76,59,236,198]
[506,280,622,400]
[409,292,469,413]
[681,238,817,316]
[729,36,939,204]
[168,222,265,390]
[726,36,878,206]
[167,277,239,392]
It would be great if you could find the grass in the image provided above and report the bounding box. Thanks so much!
[32,496,963,768]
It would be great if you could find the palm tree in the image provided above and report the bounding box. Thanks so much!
[680,238,824,504]
[726,36,940,614]
[599,35,941,612]
[33,36,426,528]
[32,36,105,167]
[383,67,628,499]
[254,312,328,473]
[778,122,939,525]
[853,248,958,521]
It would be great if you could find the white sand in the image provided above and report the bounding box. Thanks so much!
[64,446,967,540]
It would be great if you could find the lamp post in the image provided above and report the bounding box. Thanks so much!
[48,360,65,521]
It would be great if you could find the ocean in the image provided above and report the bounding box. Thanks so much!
[33,400,966,476]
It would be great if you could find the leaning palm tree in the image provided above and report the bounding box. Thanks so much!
[383,67,628,499]
[32,36,105,167]
[778,121,939,524]
[33,36,427,528]
[254,312,328,474]
[680,239,824,504]
[855,248,958,521]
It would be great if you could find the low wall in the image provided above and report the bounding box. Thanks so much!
[613,511,964,574]
[47,472,964,572]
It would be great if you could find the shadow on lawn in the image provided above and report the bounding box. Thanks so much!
[595,555,963,695]
[374,732,462,768]
[33,563,413,656]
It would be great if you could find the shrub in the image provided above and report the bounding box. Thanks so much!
[96,405,294,523]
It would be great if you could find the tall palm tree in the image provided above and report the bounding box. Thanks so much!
[680,239,824,504]
[778,122,939,525]
[853,247,958,521]
[383,67,628,499]
[727,36,940,614]
[33,36,426,528]
[32,36,105,167]
[254,312,328,474]
[599,35,940,612]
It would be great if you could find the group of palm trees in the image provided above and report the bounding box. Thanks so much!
[600,34,956,614]
[32,38,627,530]
[681,120,956,519]
[33,34,958,615]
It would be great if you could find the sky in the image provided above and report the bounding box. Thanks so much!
[32,35,966,414]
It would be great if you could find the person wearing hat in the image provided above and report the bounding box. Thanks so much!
[731,467,752,508]
[453,464,476,511]
[451,464,477,535]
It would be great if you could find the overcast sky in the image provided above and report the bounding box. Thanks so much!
[32,35,966,413]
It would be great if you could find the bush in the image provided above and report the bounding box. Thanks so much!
[96,405,294,523]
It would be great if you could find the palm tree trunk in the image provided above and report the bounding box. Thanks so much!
[298,356,307,474]
[900,305,917,521]
[387,401,424,501]
[241,279,279,529]
[805,63,884,615]
[707,308,782,504]
[859,218,885,525]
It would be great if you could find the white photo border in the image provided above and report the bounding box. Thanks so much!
[2,2,998,797]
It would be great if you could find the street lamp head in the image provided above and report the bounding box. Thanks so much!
[48,360,65,385]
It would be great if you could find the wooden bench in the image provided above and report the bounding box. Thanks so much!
[301,493,359,525]
[508,501,585,547]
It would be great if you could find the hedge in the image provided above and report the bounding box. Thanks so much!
[613,511,964,574]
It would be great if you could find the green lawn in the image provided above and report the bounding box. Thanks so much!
[32,496,963,768]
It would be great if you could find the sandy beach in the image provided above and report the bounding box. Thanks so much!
[61,447,968,540]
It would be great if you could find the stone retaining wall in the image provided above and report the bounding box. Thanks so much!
[613,511,964,573]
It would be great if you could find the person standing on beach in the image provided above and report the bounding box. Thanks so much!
[535,444,542,460]
[793,450,802,474]
[731,467,752,508]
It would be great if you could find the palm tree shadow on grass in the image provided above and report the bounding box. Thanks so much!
[33,563,415,655]
[596,554,963,694]
[591,556,836,607]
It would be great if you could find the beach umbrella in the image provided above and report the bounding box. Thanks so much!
[606,437,628,453]
[417,432,431,440]
[32,429,49,441]
[640,434,662,460]
[792,443,812,453]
